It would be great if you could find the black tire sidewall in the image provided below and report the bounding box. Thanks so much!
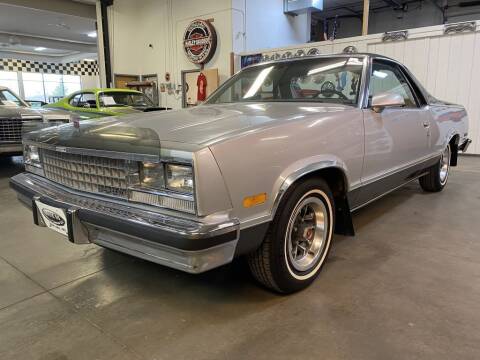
[269,178,335,293]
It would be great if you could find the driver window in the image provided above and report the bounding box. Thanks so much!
[370,61,417,107]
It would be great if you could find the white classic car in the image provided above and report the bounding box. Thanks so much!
[11,53,471,293]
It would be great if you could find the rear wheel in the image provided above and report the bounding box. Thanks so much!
[419,144,451,192]
[247,178,335,293]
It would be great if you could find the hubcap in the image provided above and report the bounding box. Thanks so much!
[286,196,328,272]
[439,145,450,185]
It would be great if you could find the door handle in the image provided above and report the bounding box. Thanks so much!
[423,121,430,128]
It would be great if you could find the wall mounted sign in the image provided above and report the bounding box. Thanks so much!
[444,21,476,35]
[294,49,306,58]
[382,30,408,42]
[343,46,358,54]
[183,19,217,65]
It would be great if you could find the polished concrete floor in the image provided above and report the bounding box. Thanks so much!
[1,155,479,360]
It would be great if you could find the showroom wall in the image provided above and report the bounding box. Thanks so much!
[109,0,234,109]
[231,0,310,53]
[108,0,314,109]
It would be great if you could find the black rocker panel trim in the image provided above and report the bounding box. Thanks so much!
[348,156,440,210]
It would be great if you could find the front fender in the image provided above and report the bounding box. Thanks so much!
[270,155,350,219]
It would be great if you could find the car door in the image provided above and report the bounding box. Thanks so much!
[356,59,432,206]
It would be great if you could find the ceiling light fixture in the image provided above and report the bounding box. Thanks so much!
[83,58,96,62]
[34,47,46,51]
[87,31,97,38]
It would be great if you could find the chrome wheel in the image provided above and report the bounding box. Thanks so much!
[286,194,328,272]
[439,144,451,185]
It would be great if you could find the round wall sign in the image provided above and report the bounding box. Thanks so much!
[183,19,217,65]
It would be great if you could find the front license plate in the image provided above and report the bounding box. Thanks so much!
[35,200,69,237]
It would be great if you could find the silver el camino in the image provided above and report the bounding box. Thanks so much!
[10,53,471,293]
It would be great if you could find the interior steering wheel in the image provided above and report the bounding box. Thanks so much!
[319,81,348,100]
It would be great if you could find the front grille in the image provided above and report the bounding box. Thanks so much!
[41,149,136,198]
[0,119,22,142]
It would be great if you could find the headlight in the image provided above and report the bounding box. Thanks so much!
[165,164,194,194]
[139,162,164,189]
[128,161,196,213]
[24,144,41,168]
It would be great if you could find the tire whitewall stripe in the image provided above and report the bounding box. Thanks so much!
[283,189,333,281]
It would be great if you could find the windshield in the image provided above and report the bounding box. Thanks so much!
[98,92,154,108]
[0,89,26,107]
[207,57,364,106]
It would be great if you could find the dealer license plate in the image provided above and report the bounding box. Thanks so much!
[35,200,69,237]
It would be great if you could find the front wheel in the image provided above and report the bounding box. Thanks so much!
[419,144,451,192]
[247,178,335,293]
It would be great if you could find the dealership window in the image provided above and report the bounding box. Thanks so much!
[0,71,20,95]
[22,72,46,102]
[43,73,65,102]
[0,71,82,103]
[63,75,81,95]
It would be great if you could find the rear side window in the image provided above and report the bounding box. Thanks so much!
[370,61,418,108]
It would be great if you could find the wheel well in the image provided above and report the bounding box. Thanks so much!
[287,167,355,236]
[450,134,460,166]
[303,167,347,198]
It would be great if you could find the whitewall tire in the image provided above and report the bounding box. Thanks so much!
[247,178,335,293]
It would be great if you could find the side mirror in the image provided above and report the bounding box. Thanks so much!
[371,92,405,113]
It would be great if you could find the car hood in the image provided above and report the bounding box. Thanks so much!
[0,105,44,119]
[36,107,72,120]
[24,102,352,154]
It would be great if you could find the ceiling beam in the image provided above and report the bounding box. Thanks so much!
[0,0,96,19]
[362,0,370,35]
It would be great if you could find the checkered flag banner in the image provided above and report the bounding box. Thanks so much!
[0,58,99,76]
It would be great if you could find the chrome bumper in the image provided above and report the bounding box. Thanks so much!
[10,172,240,273]
[0,143,22,154]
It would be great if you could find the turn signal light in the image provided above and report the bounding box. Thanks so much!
[243,193,267,208]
